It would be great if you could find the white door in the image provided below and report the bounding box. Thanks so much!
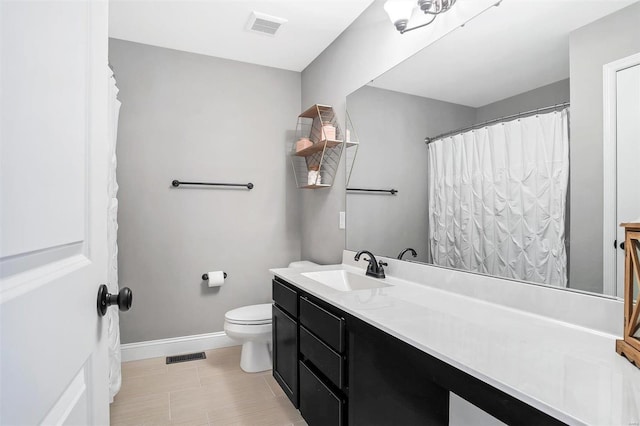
[1,1,111,425]
[616,64,640,297]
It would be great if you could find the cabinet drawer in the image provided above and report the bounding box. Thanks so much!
[300,326,344,389]
[272,279,298,317]
[299,361,344,426]
[300,296,345,353]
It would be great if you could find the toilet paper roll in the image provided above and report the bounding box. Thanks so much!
[206,271,225,287]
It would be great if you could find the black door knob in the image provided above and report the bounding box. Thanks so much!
[97,284,133,317]
[620,241,626,250]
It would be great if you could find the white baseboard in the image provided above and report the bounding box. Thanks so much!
[120,331,239,362]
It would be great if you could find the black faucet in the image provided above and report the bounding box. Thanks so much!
[354,250,387,279]
[397,248,417,260]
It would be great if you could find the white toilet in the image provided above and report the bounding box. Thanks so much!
[223,261,318,373]
[224,303,273,373]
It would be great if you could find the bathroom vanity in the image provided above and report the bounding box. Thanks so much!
[271,253,640,426]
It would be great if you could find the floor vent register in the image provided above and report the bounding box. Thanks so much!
[166,352,206,364]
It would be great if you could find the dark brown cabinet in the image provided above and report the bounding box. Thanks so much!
[272,278,347,425]
[299,326,344,389]
[272,275,563,426]
[299,296,345,352]
[347,315,449,425]
[297,296,347,425]
[299,361,345,426]
[272,279,299,407]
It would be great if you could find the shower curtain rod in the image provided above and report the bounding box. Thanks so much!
[424,102,570,144]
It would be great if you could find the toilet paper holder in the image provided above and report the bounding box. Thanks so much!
[202,272,227,280]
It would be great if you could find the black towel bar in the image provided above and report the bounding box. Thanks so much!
[347,188,398,195]
[172,180,253,190]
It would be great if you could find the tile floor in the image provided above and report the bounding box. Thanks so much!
[110,346,306,426]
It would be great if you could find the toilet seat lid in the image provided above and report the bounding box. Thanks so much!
[225,303,272,325]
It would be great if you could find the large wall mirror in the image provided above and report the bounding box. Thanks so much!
[346,0,640,297]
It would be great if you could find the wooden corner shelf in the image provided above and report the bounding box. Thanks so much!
[298,104,334,119]
[300,184,331,189]
[294,140,343,157]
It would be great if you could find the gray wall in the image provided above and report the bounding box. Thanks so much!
[569,2,640,294]
[110,39,301,343]
[475,79,570,123]
[300,0,497,264]
[346,86,476,261]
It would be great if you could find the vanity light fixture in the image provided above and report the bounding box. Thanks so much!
[384,0,457,34]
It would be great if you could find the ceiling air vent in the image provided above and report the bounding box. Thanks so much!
[246,11,288,36]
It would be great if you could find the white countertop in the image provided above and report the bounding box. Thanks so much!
[270,263,640,426]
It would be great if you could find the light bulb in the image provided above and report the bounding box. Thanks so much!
[418,0,434,13]
[383,0,415,32]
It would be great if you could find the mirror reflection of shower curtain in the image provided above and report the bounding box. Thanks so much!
[427,109,569,287]
[108,66,122,401]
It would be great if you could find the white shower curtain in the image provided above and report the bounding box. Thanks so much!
[108,66,122,401]
[427,108,569,287]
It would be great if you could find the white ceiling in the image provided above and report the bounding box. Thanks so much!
[369,0,636,107]
[109,0,374,72]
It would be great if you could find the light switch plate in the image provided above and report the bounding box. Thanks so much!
[339,211,346,229]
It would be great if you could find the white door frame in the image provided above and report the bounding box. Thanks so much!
[602,51,640,297]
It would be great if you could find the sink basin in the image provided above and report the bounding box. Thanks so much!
[301,270,391,292]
